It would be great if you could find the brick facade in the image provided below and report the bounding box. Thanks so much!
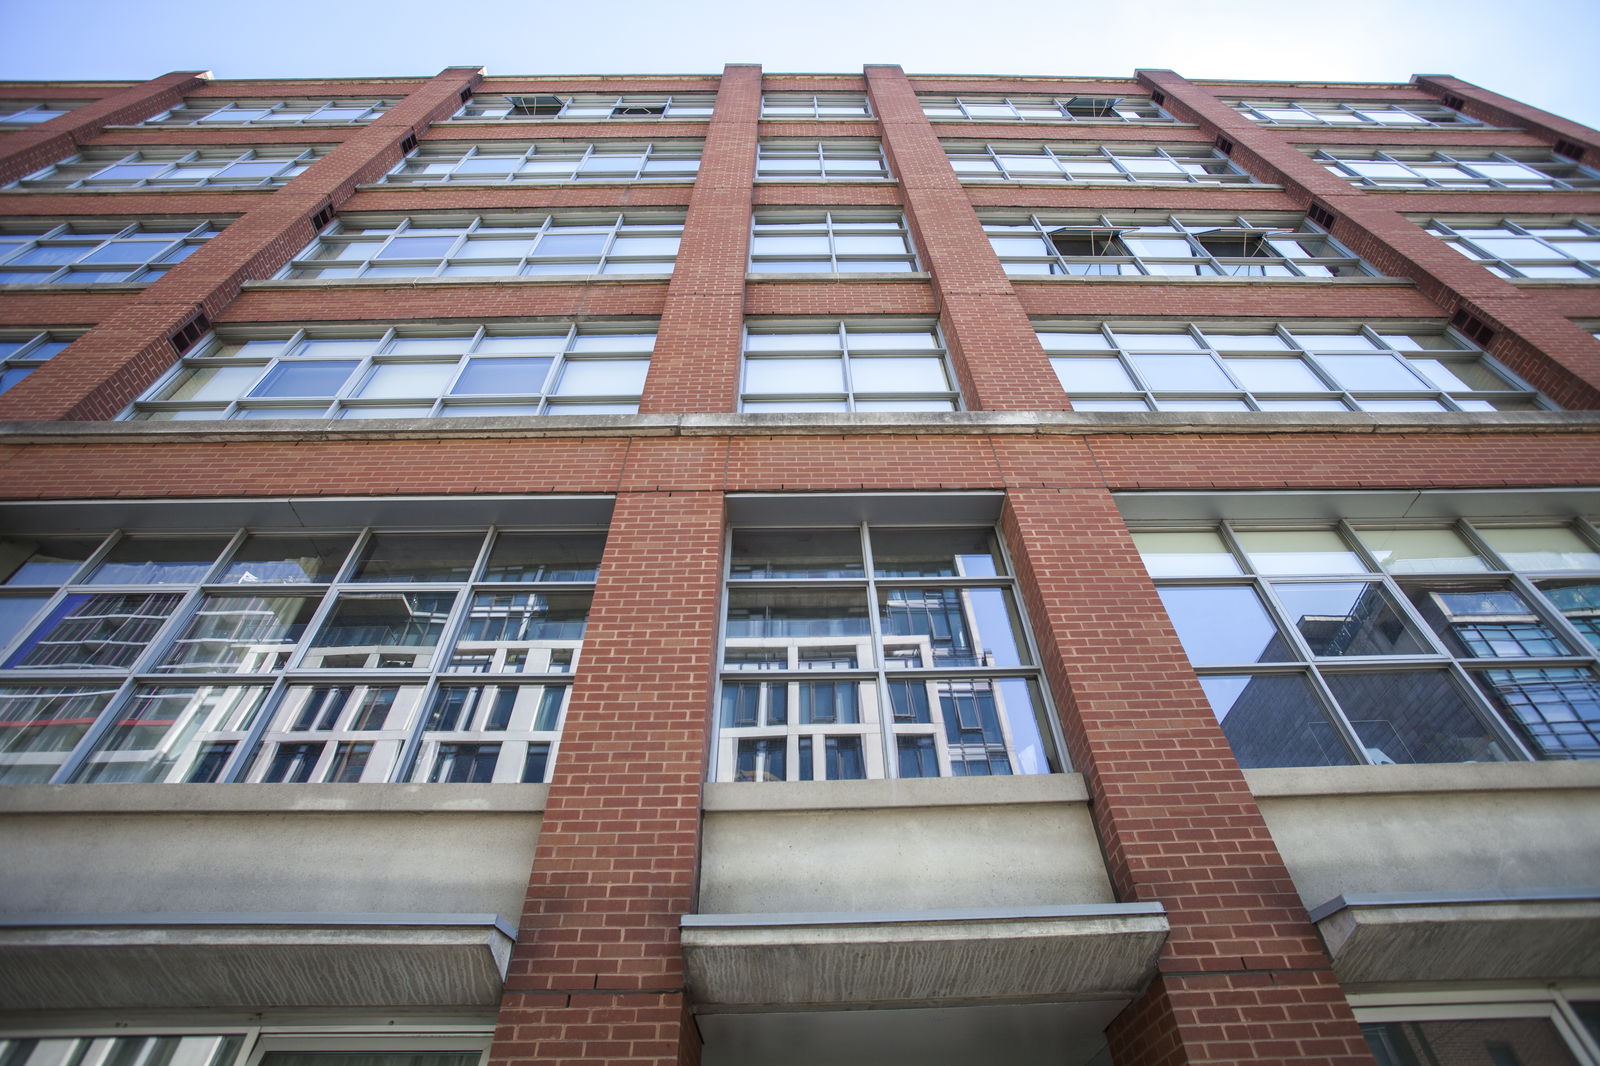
[2,62,1599,1066]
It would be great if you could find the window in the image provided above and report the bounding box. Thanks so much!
[280,213,683,280]
[749,211,917,273]
[947,142,1249,184]
[0,101,83,127]
[921,94,1171,123]
[1315,148,1600,190]
[383,141,701,183]
[143,99,392,125]
[0,221,221,286]
[0,331,74,395]
[451,93,715,120]
[1424,217,1600,280]
[1232,99,1476,126]
[124,323,655,421]
[1355,989,1600,1065]
[761,93,871,118]
[984,211,1371,277]
[0,520,604,784]
[12,147,325,191]
[1039,321,1547,413]
[741,321,958,412]
[1133,517,1600,767]
[0,1029,491,1066]
[717,519,1062,781]
[756,140,890,179]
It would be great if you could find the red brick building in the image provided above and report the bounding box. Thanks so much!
[0,65,1597,1066]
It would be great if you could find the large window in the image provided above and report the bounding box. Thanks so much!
[0,1029,490,1066]
[0,520,605,784]
[1315,148,1600,190]
[1038,321,1547,413]
[279,213,683,280]
[383,141,701,183]
[450,93,715,121]
[749,210,917,273]
[716,518,1061,782]
[947,142,1249,184]
[0,331,74,395]
[124,322,655,421]
[1356,989,1600,1065]
[761,93,871,118]
[1232,99,1475,126]
[11,147,324,191]
[921,94,1171,123]
[984,212,1371,277]
[0,221,221,286]
[741,321,958,412]
[1133,516,1600,767]
[1424,217,1600,280]
[756,140,890,179]
[143,99,392,125]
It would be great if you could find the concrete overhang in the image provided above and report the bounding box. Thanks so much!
[681,903,1168,1011]
[1311,889,1600,985]
[0,912,516,1010]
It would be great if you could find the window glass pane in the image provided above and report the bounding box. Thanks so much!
[483,533,606,582]
[745,357,844,393]
[1541,580,1600,652]
[1223,358,1326,392]
[871,528,1002,577]
[1,537,100,585]
[0,685,118,782]
[1272,581,1429,656]
[1479,526,1600,571]
[1316,355,1428,390]
[556,360,649,396]
[1407,585,1568,658]
[87,538,228,584]
[849,357,946,392]
[1051,357,1135,392]
[1236,530,1366,575]
[1201,674,1354,768]
[357,362,458,398]
[219,534,356,583]
[1358,527,1489,574]
[451,356,552,395]
[248,360,358,398]
[72,684,271,782]
[724,588,870,642]
[449,591,590,672]
[1156,585,1292,665]
[161,364,261,402]
[1323,670,1511,764]
[730,530,863,579]
[1362,1016,1583,1065]
[4,592,185,669]
[1128,353,1231,389]
[1473,666,1600,759]
[879,586,1030,668]
[1133,530,1242,577]
[303,591,456,669]
[352,533,483,582]
[157,594,320,672]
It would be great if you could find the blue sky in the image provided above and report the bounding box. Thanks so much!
[2,0,1597,130]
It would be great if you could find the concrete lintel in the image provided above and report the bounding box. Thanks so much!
[1247,760,1600,798]
[681,905,1168,1009]
[0,914,515,1010]
[0,782,549,815]
[1313,894,1600,985]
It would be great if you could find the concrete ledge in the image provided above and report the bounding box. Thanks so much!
[4,410,1597,446]
[681,904,1167,1010]
[0,912,515,1010]
[1247,760,1600,798]
[1312,891,1600,985]
[704,773,1088,812]
[0,782,549,815]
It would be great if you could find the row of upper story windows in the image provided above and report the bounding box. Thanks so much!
[2,91,1507,131]
[5,210,1594,295]
[12,139,1598,191]
[0,316,1526,420]
[1,500,1595,785]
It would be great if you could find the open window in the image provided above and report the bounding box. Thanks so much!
[614,103,666,117]
[1062,96,1121,118]
[1047,226,1128,257]
[1194,228,1278,258]
[507,95,565,117]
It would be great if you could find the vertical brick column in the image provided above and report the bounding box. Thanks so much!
[0,66,483,423]
[637,64,760,413]
[1414,74,1600,167]
[1002,487,1374,1066]
[1138,69,1600,408]
[863,64,1065,411]
[489,489,723,1066]
[0,70,209,185]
